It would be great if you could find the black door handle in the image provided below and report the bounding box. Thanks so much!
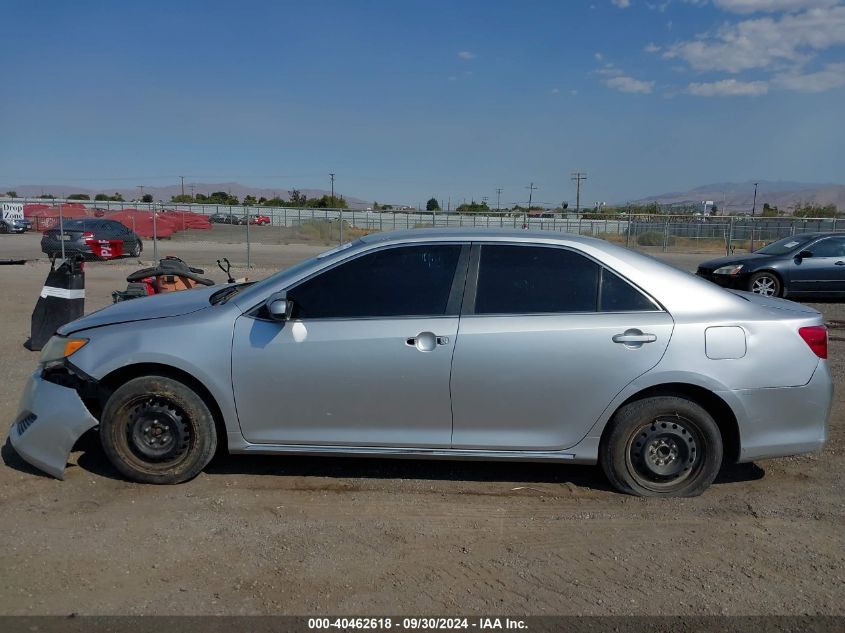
[836,261,845,266]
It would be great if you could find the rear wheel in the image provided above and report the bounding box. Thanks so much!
[601,396,722,497]
[100,375,217,484]
[128,240,142,257]
[748,271,781,297]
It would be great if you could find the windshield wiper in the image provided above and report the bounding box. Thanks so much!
[209,285,243,305]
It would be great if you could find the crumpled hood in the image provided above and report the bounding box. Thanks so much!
[58,285,220,335]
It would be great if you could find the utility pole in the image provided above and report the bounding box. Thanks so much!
[751,182,759,216]
[496,187,503,213]
[180,176,185,197]
[525,182,538,229]
[330,173,341,244]
[329,173,335,202]
[571,172,587,214]
[190,184,195,199]
[136,185,144,201]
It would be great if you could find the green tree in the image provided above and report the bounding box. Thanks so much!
[141,193,154,203]
[761,203,779,217]
[306,194,347,209]
[36,194,55,199]
[243,195,257,206]
[288,189,306,206]
[94,194,110,201]
[426,197,440,211]
[5,190,17,197]
[171,194,193,203]
[455,200,490,214]
[67,193,90,200]
[793,203,838,218]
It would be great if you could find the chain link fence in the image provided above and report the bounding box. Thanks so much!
[6,198,842,267]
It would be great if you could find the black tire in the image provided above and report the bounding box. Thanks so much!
[0,222,8,234]
[748,271,782,297]
[128,240,142,257]
[600,396,723,497]
[100,375,217,484]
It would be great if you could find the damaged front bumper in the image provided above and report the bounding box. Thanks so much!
[9,369,99,479]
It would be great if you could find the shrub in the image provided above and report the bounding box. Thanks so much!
[637,231,676,247]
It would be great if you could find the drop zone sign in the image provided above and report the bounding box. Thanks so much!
[2,203,24,221]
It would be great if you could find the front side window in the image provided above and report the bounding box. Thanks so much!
[289,244,462,319]
[808,237,845,258]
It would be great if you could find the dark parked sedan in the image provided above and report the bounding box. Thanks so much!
[41,219,143,259]
[209,213,245,225]
[697,232,845,297]
[0,217,31,233]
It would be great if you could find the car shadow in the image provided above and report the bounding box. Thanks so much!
[61,434,765,494]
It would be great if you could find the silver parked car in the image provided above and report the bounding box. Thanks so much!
[10,229,832,496]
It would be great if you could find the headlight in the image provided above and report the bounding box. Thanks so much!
[713,264,744,275]
[39,336,88,369]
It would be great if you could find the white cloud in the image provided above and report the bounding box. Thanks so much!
[713,0,840,13]
[457,51,475,60]
[571,89,579,95]
[687,78,770,95]
[606,75,656,92]
[644,42,662,53]
[595,52,604,61]
[612,0,632,7]
[774,61,845,90]
[551,88,561,94]
[665,7,845,73]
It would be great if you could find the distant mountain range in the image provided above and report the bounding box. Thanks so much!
[631,180,845,213]
[1,182,378,210]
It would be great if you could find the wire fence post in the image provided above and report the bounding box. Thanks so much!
[245,206,251,269]
[152,202,158,262]
[662,218,669,252]
[626,216,632,248]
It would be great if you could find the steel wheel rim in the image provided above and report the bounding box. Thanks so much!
[751,276,777,296]
[125,396,192,465]
[625,415,704,492]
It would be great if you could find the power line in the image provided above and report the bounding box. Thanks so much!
[180,176,185,197]
[571,171,587,214]
[495,187,503,213]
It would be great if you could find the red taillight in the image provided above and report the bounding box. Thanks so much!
[799,325,828,359]
[82,231,95,239]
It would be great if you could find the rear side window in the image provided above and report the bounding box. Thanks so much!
[599,269,657,312]
[474,245,599,314]
[289,244,462,318]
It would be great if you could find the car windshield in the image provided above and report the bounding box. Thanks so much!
[755,236,815,256]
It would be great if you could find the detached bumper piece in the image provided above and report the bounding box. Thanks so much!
[9,371,100,479]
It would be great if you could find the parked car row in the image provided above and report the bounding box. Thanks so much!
[0,217,31,233]
[209,213,271,225]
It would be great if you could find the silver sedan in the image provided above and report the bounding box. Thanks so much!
[10,229,832,496]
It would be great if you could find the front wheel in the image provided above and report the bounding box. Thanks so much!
[748,271,781,297]
[601,396,723,497]
[100,375,217,484]
[0,222,8,234]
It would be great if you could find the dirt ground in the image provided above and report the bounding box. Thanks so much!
[0,232,842,616]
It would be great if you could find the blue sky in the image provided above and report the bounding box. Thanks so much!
[2,0,844,206]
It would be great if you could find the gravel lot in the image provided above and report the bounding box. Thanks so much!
[0,232,842,616]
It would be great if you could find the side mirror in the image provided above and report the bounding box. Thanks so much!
[265,291,293,321]
[797,250,813,260]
